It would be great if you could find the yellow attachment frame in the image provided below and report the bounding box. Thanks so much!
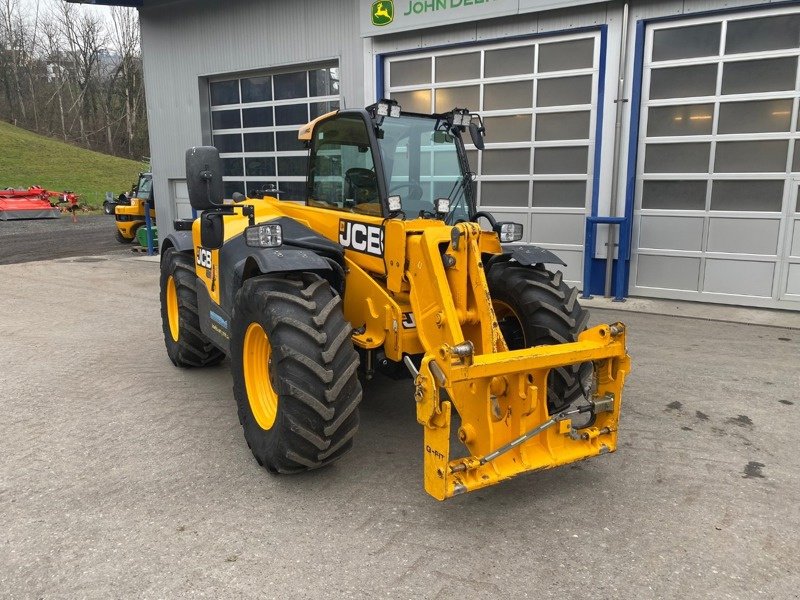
[405,222,631,500]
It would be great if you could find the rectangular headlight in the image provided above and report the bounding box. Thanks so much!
[497,222,523,243]
[376,102,389,117]
[245,223,282,247]
[435,197,450,214]
[389,104,401,118]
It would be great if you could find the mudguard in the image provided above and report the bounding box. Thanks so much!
[219,234,336,311]
[161,230,194,258]
[233,246,332,279]
[501,244,566,267]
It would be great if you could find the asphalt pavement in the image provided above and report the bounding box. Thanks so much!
[1,255,798,599]
[0,214,129,265]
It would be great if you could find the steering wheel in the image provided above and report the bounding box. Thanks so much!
[389,182,424,203]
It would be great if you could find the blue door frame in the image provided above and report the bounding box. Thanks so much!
[582,20,645,301]
[584,2,800,300]
[374,24,645,299]
[375,4,800,301]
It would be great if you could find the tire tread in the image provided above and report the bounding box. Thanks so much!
[160,249,225,368]
[231,273,361,474]
[488,263,590,413]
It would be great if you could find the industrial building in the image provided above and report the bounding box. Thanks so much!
[78,0,800,309]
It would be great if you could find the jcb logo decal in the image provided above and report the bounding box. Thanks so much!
[339,220,384,257]
[196,247,213,269]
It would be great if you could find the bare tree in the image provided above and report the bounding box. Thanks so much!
[0,0,148,159]
[40,14,68,140]
[24,0,41,130]
[56,1,104,145]
[109,5,140,155]
[0,0,28,123]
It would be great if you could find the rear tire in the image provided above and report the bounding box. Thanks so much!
[159,248,225,368]
[230,273,362,473]
[487,262,591,413]
[115,229,131,244]
[103,203,114,215]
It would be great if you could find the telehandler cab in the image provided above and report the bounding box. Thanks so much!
[159,100,630,500]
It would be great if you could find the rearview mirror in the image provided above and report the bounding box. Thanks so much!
[200,212,225,249]
[186,146,223,210]
[468,122,485,150]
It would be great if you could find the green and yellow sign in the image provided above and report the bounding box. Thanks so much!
[371,0,394,26]
[361,0,606,37]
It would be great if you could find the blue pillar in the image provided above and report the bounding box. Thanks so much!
[143,201,155,256]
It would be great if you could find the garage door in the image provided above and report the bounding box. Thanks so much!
[171,179,192,220]
[384,32,602,284]
[783,180,800,301]
[209,66,340,201]
[630,7,800,309]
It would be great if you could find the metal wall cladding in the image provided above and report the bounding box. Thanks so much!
[140,0,364,233]
[140,0,779,243]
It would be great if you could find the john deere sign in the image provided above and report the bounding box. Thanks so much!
[360,0,606,36]
[403,0,507,16]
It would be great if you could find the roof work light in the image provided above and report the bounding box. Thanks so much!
[376,99,401,118]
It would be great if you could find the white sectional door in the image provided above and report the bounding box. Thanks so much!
[631,7,800,310]
[171,179,192,220]
[384,32,602,284]
[781,181,800,302]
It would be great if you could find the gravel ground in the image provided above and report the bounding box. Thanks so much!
[1,256,799,599]
[0,214,131,265]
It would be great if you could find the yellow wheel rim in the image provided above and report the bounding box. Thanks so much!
[166,275,180,342]
[492,299,514,319]
[493,299,527,349]
[243,322,278,430]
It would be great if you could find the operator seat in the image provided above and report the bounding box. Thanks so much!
[344,168,378,205]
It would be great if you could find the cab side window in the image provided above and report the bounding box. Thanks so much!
[307,116,379,212]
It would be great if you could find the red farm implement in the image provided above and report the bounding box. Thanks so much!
[0,187,76,220]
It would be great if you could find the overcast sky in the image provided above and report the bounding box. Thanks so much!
[15,0,124,24]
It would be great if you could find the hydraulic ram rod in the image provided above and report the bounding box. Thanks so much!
[451,394,615,472]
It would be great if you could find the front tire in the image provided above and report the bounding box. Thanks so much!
[159,248,225,368]
[230,273,362,473]
[487,262,591,413]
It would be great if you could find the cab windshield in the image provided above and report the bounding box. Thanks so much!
[377,115,470,222]
[136,176,152,202]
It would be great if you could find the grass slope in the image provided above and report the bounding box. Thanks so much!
[0,120,144,207]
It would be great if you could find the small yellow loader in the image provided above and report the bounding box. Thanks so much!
[115,172,156,243]
[159,100,630,500]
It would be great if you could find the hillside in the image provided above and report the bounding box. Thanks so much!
[0,121,144,207]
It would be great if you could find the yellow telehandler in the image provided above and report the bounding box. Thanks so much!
[115,172,156,244]
[159,100,630,500]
